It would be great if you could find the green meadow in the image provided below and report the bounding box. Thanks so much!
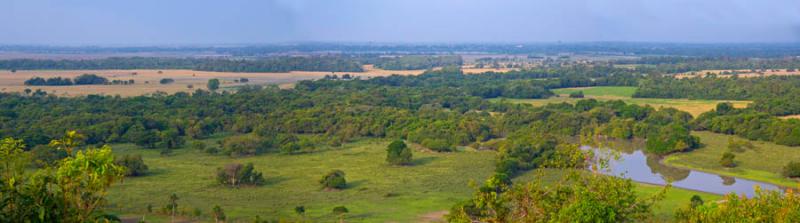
[108,135,720,222]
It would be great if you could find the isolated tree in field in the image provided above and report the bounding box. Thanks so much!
[294,206,306,216]
[386,140,412,165]
[159,78,174,84]
[168,193,179,222]
[332,206,349,222]
[320,170,347,190]
[114,154,149,176]
[782,161,800,178]
[208,78,220,91]
[720,152,736,167]
[690,195,704,208]
[158,129,184,149]
[216,162,265,187]
[212,205,225,223]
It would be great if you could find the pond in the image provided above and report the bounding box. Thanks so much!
[585,145,783,197]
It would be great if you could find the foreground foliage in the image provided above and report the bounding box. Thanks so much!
[0,132,125,222]
[449,145,666,223]
[675,188,800,222]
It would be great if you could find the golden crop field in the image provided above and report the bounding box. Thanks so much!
[0,65,424,97]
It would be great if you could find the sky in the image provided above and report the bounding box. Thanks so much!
[1,0,799,45]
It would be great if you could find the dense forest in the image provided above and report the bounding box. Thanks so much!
[24,74,111,86]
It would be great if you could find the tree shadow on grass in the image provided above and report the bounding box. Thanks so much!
[345,212,375,220]
[264,175,290,186]
[346,179,368,189]
[411,156,438,166]
[138,168,169,177]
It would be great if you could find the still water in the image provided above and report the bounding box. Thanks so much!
[585,146,783,197]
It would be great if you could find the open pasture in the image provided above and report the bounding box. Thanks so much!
[0,65,424,97]
[109,138,495,222]
[109,137,721,222]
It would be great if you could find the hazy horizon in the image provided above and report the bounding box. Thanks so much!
[2,0,799,45]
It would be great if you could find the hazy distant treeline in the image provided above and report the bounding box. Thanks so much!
[0,56,365,72]
[617,56,800,74]
[372,55,463,70]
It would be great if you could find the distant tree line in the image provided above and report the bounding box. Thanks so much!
[634,75,800,116]
[0,56,365,73]
[616,56,800,74]
[24,74,110,86]
[373,55,463,70]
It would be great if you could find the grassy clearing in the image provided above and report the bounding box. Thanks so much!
[107,133,721,222]
[107,138,495,222]
[498,86,750,117]
[664,131,800,188]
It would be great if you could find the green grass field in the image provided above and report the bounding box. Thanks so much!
[106,135,723,222]
[497,86,750,117]
[107,138,496,223]
[664,131,800,188]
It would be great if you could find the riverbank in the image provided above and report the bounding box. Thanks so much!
[664,131,800,188]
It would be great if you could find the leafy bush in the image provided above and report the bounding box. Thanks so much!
[159,78,175,84]
[782,161,800,178]
[320,170,347,190]
[720,152,736,167]
[216,162,265,187]
[207,79,220,90]
[73,74,109,85]
[386,140,412,165]
[114,154,149,176]
[645,123,699,155]
[568,91,585,98]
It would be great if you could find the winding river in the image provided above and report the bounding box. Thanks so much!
[584,145,783,197]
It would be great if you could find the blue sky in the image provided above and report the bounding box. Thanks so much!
[2,0,799,45]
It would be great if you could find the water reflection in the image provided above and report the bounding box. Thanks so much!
[584,145,783,197]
